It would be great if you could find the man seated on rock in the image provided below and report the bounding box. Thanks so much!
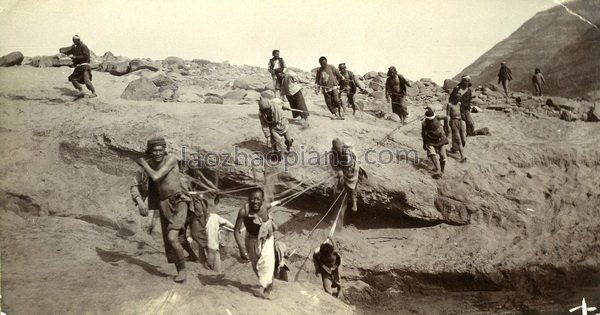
[234,188,278,299]
[134,136,191,283]
[422,108,451,178]
[315,56,345,120]
[276,68,310,125]
[268,50,286,93]
[313,238,343,299]
[61,35,96,98]
[338,63,365,116]
[258,94,294,160]
[385,66,411,124]
[445,97,467,163]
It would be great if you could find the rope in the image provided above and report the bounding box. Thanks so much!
[280,190,345,246]
[274,174,333,208]
[328,194,346,239]
[290,191,346,282]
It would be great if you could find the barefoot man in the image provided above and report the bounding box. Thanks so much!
[385,66,411,124]
[234,188,278,299]
[330,138,367,230]
[135,136,190,283]
[61,35,96,97]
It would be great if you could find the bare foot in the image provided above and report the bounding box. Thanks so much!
[253,290,271,300]
[174,265,186,283]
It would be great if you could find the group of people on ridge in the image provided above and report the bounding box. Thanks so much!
[55,41,538,302]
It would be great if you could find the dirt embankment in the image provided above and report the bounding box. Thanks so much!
[1,66,599,314]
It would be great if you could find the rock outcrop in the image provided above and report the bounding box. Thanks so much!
[0,51,25,67]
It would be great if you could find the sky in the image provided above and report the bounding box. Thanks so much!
[0,0,560,83]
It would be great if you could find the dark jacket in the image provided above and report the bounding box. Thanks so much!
[498,65,512,82]
[63,43,91,66]
[268,57,286,73]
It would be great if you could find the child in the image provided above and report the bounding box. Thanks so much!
[191,193,234,273]
[274,241,290,281]
[313,239,343,298]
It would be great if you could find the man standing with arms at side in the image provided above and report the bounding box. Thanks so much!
[385,66,411,124]
[268,50,286,93]
[450,75,475,137]
[61,35,97,98]
[497,62,512,97]
[315,56,345,120]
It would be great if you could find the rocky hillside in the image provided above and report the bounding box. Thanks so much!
[454,0,600,100]
[1,51,599,313]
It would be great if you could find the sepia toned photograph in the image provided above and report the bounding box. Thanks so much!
[0,0,599,314]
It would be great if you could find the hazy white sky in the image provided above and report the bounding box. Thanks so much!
[0,0,559,83]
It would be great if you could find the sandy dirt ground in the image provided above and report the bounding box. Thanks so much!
[0,66,599,314]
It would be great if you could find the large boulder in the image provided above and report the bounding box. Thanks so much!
[204,93,224,104]
[588,104,600,122]
[244,90,262,102]
[364,71,379,80]
[369,90,386,100]
[368,77,384,91]
[405,85,419,97]
[443,79,459,91]
[151,73,177,90]
[546,97,583,112]
[129,59,160,72]
[560,110,578,122]
[223,89,247,100]
[192,59,212,66]
[163,56,185,68]
[176,86,205,103]
[483,88,505,99]
[101,51,121,62]
[233,76,270,91]
[120,77,159,101]
[55,54,74,67]
[31,56,55,68]
[99,61,130,76]
[260,90,276,99]
[0,51,24,67]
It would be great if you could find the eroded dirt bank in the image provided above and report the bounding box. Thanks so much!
[1,67,599,314]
